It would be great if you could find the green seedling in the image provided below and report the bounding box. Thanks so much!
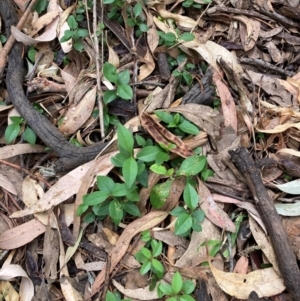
[105,290,130,301]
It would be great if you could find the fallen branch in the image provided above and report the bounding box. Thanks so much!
[0,0,108,172]
[229,147,300,301]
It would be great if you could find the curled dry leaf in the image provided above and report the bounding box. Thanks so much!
[91,211,168,296]
[59,86,97,136]
[198,178,236,233]
[0,264,34,301]
[158,9,197,30]
[0,173,17,195]
[140,112,193,158]
[0,219,46,250]
[209,257,285,299]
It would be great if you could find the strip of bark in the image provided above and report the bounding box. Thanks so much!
[0,0,108,172]
[229,147,300,301]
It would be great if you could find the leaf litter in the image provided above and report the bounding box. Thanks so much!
[1,0,300,300]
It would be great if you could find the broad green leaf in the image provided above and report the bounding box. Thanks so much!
[158,283,174,296]
[122,157,138,188]
[141,247,152,259]
[76,204,88,215]
[172,271,183,294]
[92,201,110,218]
[141,230,151,242]
[84,212,96,224]
[167,297,177,301]
[109,199,123,225]
[23,126,36,145]
[34,0,47,13]
[201,168,214,181]
[117,70,130,85]
[126,189,140,202]
[133,2,142,18]
[162,32,176,42]
[170,207,187,217]
[136,146,162,162]
[179,295,195,301]
[117,124,134,155]
[103,90,117,104]
[150,180,173,209]
[111,152,131,167]
[182,280,195,295]
[183,183,198,210]
[5,123,20,144]
[140,260,151,275]
[182,71,193,85]
[10,116,23,124]
[192,221,202,232]
[175,213,192,236]
[67,15,78,30]
[76,28,89,38]
[97,176,115,193]
[103,62,118,83]
[117,84,133,100]
[179,120,199,135]
[135,134,146,147]
[106,291,116,301]
[151,240,162,257]
[136,168,149,187]
[112,183,129,197]
[155,152,170,165]
[139,23,149,32]
[73,40,84,52]
[83,191,110,205]
[154,111,173,124]
[137,163,145,175]
[180,32,194,42]
[176,155,206,176]
[151,258,164,278]
[150,164,168,175]
[122,202,140,217]
[192,209,205,222]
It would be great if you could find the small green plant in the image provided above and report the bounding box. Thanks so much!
[183,0,211,8]
[135,239,164,279]
[103,63,133,103]
[154,111,199,136]
[105,290,130,301]
[126,2,149,37]
[60,15,89,52]
[0,34,7,44]
[158,31,194,47]
[5,116,36,145]
[158,271,196,301]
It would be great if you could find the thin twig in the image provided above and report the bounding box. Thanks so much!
[93,0,105,138]
[0,0,38,76]
[0,159,51,188]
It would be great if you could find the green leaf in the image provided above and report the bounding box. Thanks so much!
[140,260,151,275]
[117,123,134,155]
[137,146,163,162]
[122,202,140,216]
[176,155,206,176]
[133,2,142,18]
[60,30,74,43]
[192,221,202,232]
[27,46,36,62]
[84,212,96,224]
[34,0,47,13]
[182,71,193,85]
[151,259,164,279]
[201,168,214,181]
[181,280,195,295]
[180,32,195,42]
[136,167,149,187]
[76,28,89,38]
[109,199,123,225]
[158,283,174,296]
[126,189,140,202]
[97,176,115,193]
[154,111,173,124]
[175,213,192,236]
[139,23,149,32]
[162,32,176,42]
[183,183,198,210]
[117,84,133,100]
[117,70,130,85]
[178,120,199,135]
[150,180,173,209]
[141,230,151,242]
[192,209,205,222]
[103,0,115,3]
[167,297,178,301]
[5,123,20,144]
[106,291,117,301]
[141,247,152,259]
[111,152,130,167]
[170,207,187,217]
[93,201,110,218]
[76,204,89,215]
[151,240,162,257]
[122,156,138,188]
[83,191,110,205]
[172,271,183,294]
[73,40,84,52]
[103,62,118,83]
[67,15,78,30]
[10,116,23,124]
[150,164,168,175]
[103,90,117,104]
[155,152,170,165]
[23,126,36,145]
[179,295,195,301]
[112,183,129,197]
[135,134,146,147]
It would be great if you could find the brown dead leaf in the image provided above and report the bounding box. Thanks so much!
[0,144,45,159]
[59,86,97,136]
[91,211,168,296]
[198,178,236,233]
[233,256,248,274]
[0,173,17,195]
[0,219,46,250]
[140,112,193,158]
